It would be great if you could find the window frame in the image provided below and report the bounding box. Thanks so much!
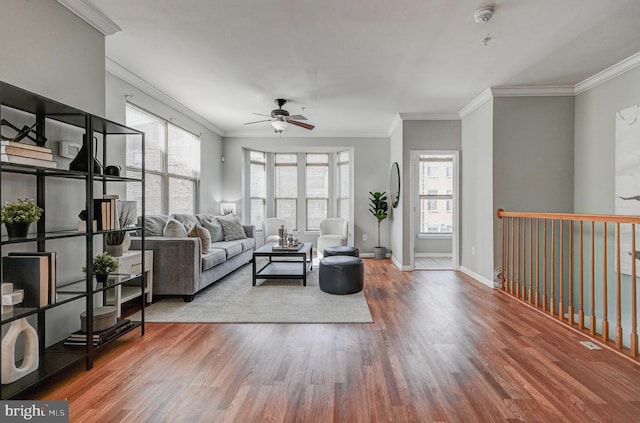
[418,155,454,237]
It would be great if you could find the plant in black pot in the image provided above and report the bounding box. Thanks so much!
[83,252,119,283]
[369,191,388,260]
[1,198,43,238]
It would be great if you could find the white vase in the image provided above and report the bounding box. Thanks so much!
[1,317,39,384]
[105,244,124,257]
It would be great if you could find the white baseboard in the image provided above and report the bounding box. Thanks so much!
[390,255,411,271]
[458,266,495,288]
[360,252,391,259]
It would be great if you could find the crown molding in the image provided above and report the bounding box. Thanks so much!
[575,51,640,95]
[57,0,121,35]
[458,88,493,119]
[106,57,224,136]
[387,114,403,135]
[491,85,575,97]
[398,113,460,121]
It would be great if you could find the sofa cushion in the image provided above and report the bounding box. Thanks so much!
[218,217,247,241]
[139,215,169,237]
[163,218,188,237]
[171,214,199,230]
[202,219,224,242]
[187,224,211,252]
[196,213,215,224]
[238,237,255,252]
[202,248,226,271]
[211,240,243,259]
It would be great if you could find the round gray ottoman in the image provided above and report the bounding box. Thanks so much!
[319,256,364,295]
[323,245,360,257]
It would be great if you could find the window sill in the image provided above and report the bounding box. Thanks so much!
[418,233,452,239]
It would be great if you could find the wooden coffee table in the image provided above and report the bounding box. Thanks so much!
[252,242,313,286]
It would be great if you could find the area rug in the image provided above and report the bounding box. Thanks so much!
[130,262,373,323]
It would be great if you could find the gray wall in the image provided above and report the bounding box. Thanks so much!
[574,66,640,213]
[1,0,107,345]
[415,237,451,255]
[492,96,575,271]
[460,101,494,283]
[402,120,461,262]
[105,73,224,212]
[222,136,390,254]
[389,119,403,265]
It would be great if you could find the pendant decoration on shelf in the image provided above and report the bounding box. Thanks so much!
[69,134,102,174]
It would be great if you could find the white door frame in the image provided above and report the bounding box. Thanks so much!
[409,150,460,270]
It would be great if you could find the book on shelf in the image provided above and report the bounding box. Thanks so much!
[93,198,111,230]
[1,145,53,161]
[104,194,119,229]
[0,140,53,153]
[64,318,133,347]
[1,153,58,168]
[8,252,57,304]
[2,255,50,307]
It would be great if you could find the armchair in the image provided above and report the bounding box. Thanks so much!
[317,218,348,258]
[263,218,293,244]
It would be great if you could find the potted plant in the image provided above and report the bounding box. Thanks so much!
[105,231,127,257]
[1,198,43,238]
[369,191,388,260]
[83,252,119,283]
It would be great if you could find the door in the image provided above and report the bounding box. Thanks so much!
[410,151,459,270]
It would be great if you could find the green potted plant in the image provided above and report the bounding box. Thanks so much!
[83,252,119,283]
[1,198,43,238]
[369,191,388,260]
[105,230,127,257]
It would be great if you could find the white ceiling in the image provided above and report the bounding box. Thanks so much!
[93,0,640,137]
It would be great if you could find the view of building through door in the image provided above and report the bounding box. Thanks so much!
[412,152,457,270]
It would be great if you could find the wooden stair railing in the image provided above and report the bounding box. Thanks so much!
[497,209,640,359]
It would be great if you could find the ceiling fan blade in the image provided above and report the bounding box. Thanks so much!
[244,119,271,125]
[252,112,271,117]
[288,120,315,130]
[287,114,307,121]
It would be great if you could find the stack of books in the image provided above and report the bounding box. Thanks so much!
[2,252,57,307]
[64,318,134,347]
[94,194,119,230]
[0,141,57,168]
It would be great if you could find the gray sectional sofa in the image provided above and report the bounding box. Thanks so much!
[131,213,255,301]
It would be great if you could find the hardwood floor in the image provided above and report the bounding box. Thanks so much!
[29,260,640,422]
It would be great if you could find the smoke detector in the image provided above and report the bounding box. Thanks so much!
[474,6,494,23]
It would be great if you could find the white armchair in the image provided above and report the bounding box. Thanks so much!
[317,218,348,258]
[262,218,293,244]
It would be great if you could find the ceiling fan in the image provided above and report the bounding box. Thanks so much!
[245,99,315,133]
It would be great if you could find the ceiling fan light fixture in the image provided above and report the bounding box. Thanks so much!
[271,120,288,133]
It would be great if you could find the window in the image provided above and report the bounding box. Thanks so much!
[418,154,453,235]
[336,151,350,219]
[275,153,297,229]
[306,153,329,230]
[250,151,266,230]
[246,150,350,233]
[126,104,200,216]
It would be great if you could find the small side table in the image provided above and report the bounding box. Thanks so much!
[105,250,153,317]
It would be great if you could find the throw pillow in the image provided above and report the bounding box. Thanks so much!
[202,219,224,242]
[188,224,211,252]
[218,218,247,241]
[163,218,187,237]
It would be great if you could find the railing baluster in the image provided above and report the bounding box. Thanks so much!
[543,219,548,313]
[551,219,556,317]
[616,222,623,349]
[517,218,521,299]
[569,220,574,325]
[535,219,540,307]
[529,218,533,304]
[632,224,638,357]
[590,221,596,337]
[501,214,506,290]
[602,222,609,342]
[579,221,584,329]
[511,217,515,294]
[559,220,564,321]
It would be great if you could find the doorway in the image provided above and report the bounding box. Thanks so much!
[410,151,459,270]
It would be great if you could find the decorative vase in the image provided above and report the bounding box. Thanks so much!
[105,244,124,257]
[69,134,102,174]
[1,317,39,384]
[95,273,109,283]
[5,222,30,239]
